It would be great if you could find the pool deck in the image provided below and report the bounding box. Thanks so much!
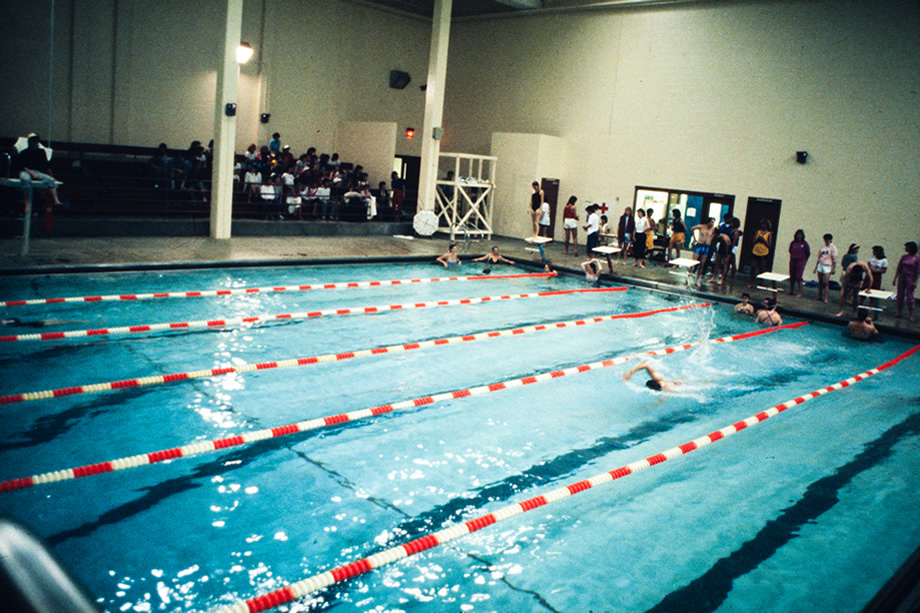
[1,233,917,338]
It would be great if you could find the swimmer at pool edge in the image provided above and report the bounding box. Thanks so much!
[436,244,461,268]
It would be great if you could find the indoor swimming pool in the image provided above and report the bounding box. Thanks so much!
[0,262,918,613]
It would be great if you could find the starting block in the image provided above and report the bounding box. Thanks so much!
[859,289,895,316]
[756,272,790,303]
[524,236,553,262]
[592,246,622,273]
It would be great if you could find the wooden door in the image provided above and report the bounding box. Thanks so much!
[740,197,782,273]
[541,178,559,239]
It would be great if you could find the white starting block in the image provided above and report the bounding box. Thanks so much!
[859,289,895,315]
[1,177,64,256]
[592,246,622,273]
[524,236,553,261]
[668,257,699,277]
[756,272,790,302]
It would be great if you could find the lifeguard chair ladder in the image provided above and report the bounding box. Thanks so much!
[435,152,496,242]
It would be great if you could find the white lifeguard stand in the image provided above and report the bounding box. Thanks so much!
[435,152,497,242]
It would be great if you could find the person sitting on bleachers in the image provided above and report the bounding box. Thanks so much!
[148,143,170,189]
[317,179,333,220]
[280,145,295,169]
[244,144,258,167]
[260,173,282,219]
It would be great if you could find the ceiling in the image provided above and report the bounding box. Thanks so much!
[353,0,602,20]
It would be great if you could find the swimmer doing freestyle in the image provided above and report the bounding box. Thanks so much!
[622,361,681,391]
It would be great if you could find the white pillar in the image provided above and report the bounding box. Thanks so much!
[417,0,452,213]
[210,0,244,240]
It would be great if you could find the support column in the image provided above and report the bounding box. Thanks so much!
[210,0,244,240]
[417,0,452,213]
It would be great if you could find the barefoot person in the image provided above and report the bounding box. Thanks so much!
[667,209,687,262]
[690,217,715,282]
[529,181,544,238]
[893,241,920,322]
[836,260,872,318]
[814,234,838,304]
[562,196,579,256]
[622,361,681,391]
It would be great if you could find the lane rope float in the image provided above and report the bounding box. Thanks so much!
[0,303,710,405]
[0,271,557,308]
[212,342,920,613]
[0,322,805,494]
[0,287,623,344]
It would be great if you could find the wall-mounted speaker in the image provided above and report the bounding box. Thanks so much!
[389,70,411,89]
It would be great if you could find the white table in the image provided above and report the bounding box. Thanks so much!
[756,272,790,302]
[592,246,622,273]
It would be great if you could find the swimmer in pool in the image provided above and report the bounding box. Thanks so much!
[436,243,461,268]
[622,361,681,391]
[734,293,755,316]
[755,297,783,326]
[473,246,515,267]
[581,258,602,282]
[1,318,86,328]
[847,308,879,340]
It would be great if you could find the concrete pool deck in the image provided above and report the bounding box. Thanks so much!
[1,233,917,338]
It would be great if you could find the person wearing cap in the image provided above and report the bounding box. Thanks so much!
[840,243,860,277]
[280,144,294,168]
[755,297,783,326]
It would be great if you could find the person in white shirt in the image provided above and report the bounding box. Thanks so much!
[538,201,551,237]
[633,208,650,268]
[584,205,600,254]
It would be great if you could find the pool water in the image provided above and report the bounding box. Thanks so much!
[0,262,917,613]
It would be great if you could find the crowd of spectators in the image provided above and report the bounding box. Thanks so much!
[148,133,407,221]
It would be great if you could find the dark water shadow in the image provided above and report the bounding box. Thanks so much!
[645,408,920,613]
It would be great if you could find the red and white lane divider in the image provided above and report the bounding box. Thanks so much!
[212,342,920,613]
[0,322,803,494]
[0,271,556,308]
[0,303,709,405]
[0,287,621,344]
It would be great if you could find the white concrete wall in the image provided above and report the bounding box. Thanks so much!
[334,121,397,188]
[447,0,920,273]
[0,0,429,157]
[491,132,567,240]
[2,0,918,272]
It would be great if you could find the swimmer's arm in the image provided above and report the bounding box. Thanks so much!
[622,361,650,382]
[471,254,488,262]
[499,256,514,264]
